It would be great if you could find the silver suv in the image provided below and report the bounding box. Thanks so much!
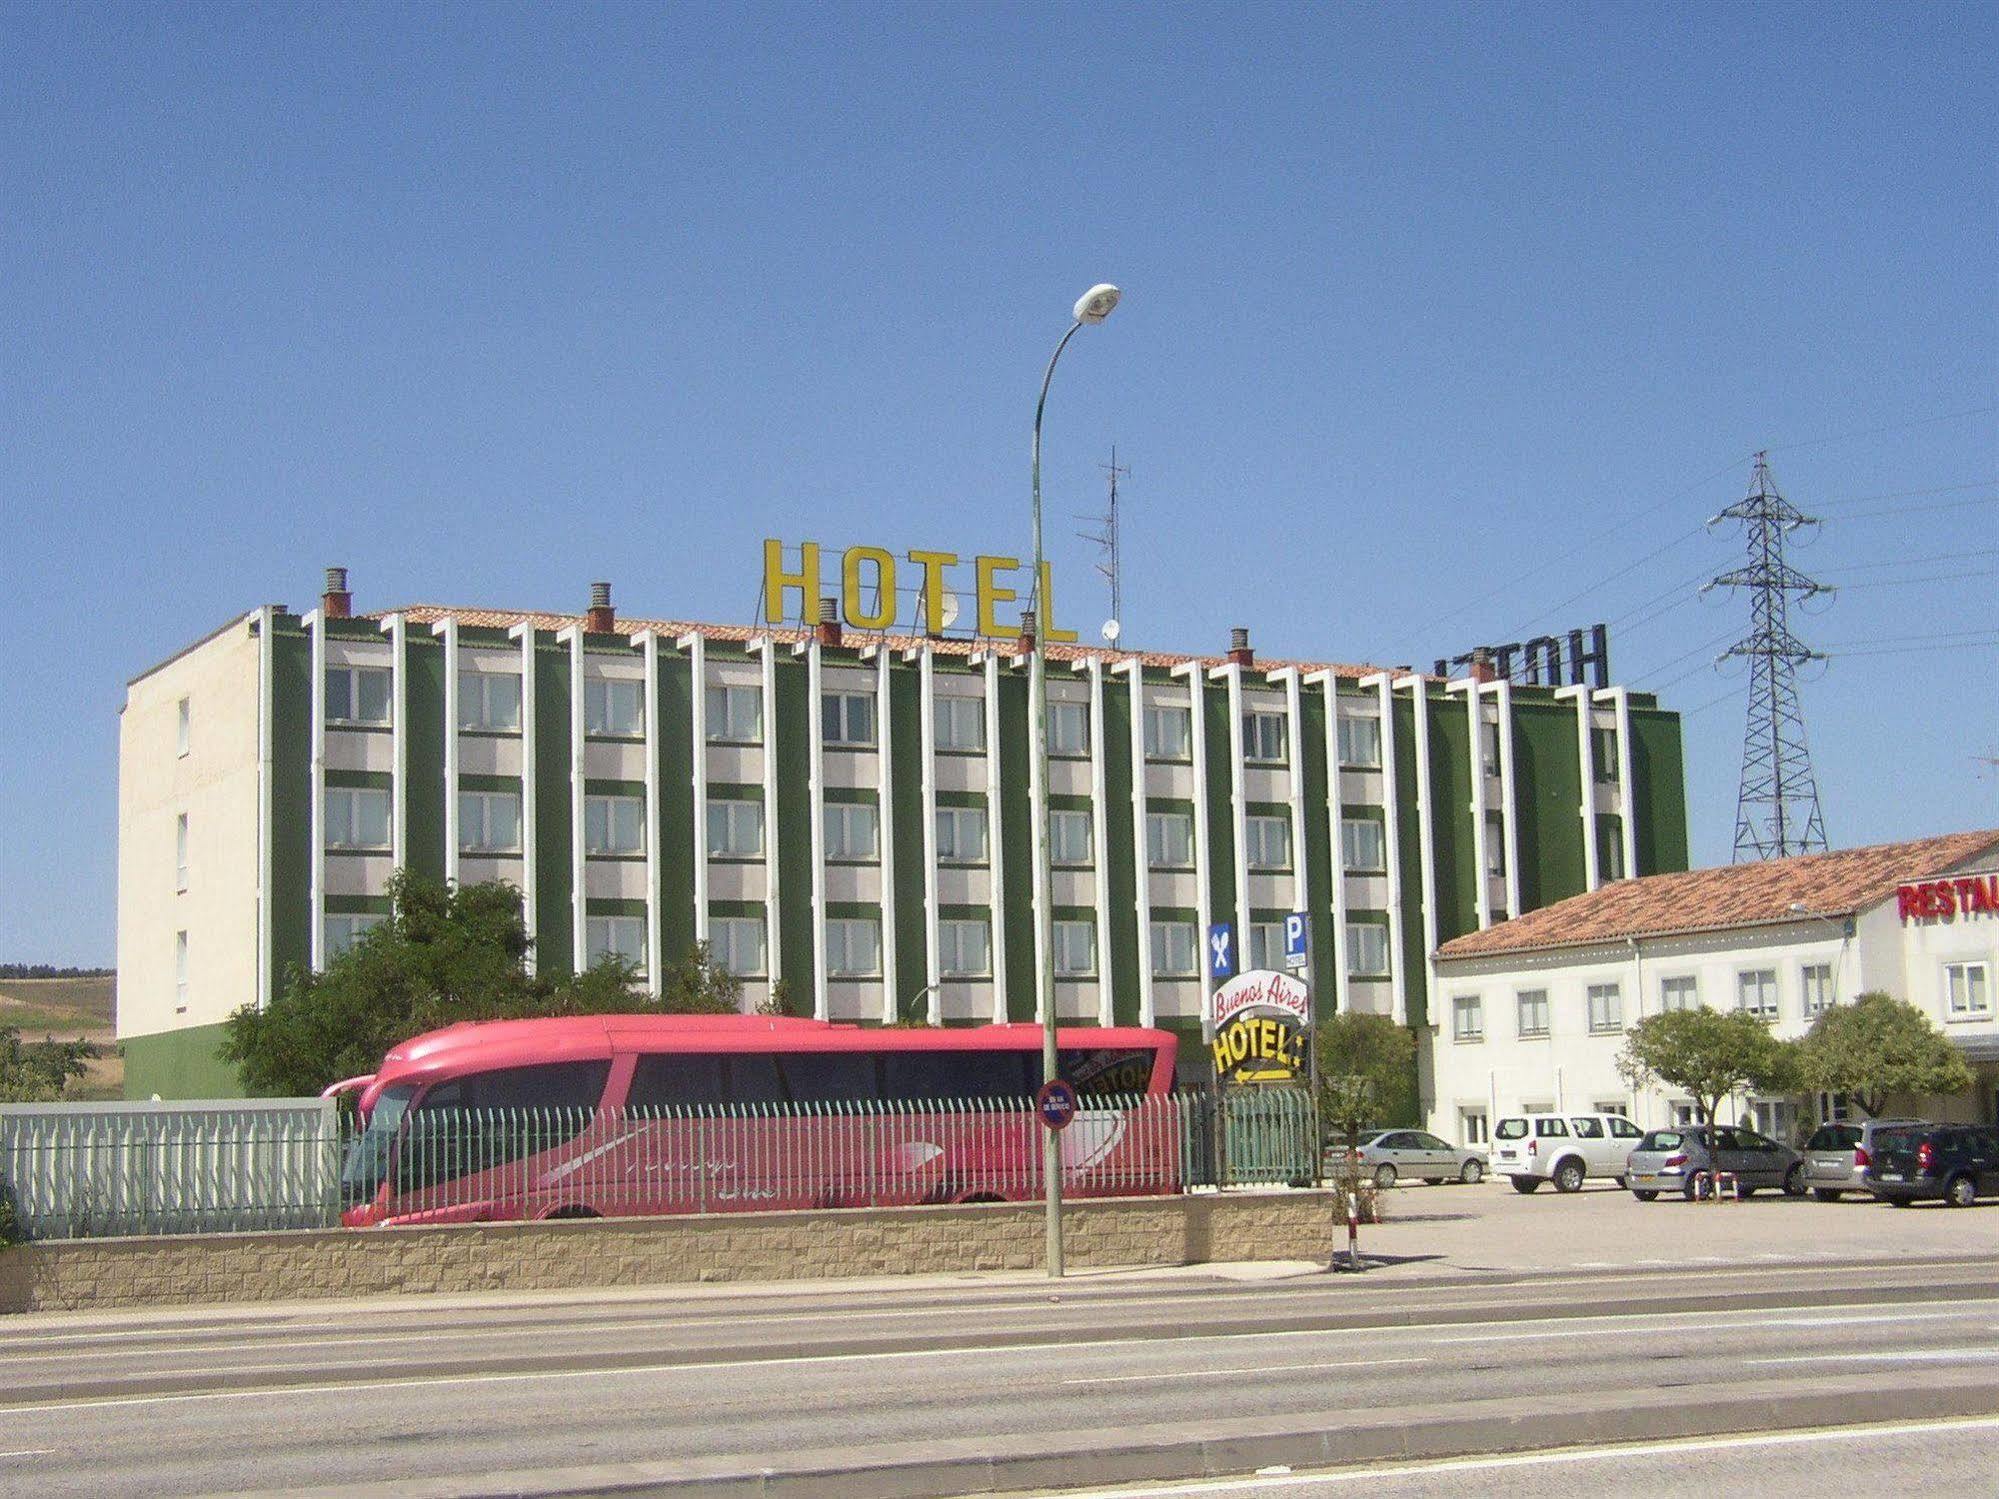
[1804,1118,1925,1201]
[1492,1111,1646,1193]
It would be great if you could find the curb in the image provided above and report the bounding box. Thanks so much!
[224,1366,1999,1498]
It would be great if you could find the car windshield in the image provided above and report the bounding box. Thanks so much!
[1494,1119,1529,1140]
[1871,1126,1925,1153]
[1807,1125,1860,1150]
[1638,1130,1684,1151]
[340,1083,416,1203]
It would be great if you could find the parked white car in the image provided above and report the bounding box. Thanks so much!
[1491,1111,1647,1193]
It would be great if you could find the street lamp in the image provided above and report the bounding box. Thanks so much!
[1031,282,1121,1279]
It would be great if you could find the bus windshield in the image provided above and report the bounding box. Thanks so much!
[340,1083,415,1204]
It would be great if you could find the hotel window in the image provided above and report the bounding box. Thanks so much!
[1337,713,1381,768]
[586,794,646,856]
[1481,719,1502,778]
[1484,813,1506,878]
[706,798,763,858]
[1243,710,1287,763]
[324,912,384,959]
[1049,809,1092,866]
[1452,995,1484,1042]
[1660,975,1700,1012]
[1517,989,1550,1038]
[1143,704,1191,761]
[459,790,523,853]
[1592,726,1621,783]
[711,916,766,977]
[1341,816,1386,873]
[1049,700,1089,755]
[1245,815,1291,871]
[325,665,391,726]
[1736,968,1779,1022]
[1801,963,1835,1019]
[1146,810,1194,869]
[174,929,189,1012]
[1150,921,1198,977]
[935,806,988,863]
[585,677,644,737]
[822,802,878,861]
[1946,961,1991,1018]
[822,690,876,746]
[933,695,986,752]
[939,918,991,978]
[1053,919,1097,977]
[175,813,189,892]
[1587,982,1624,1034]
[325,787,392,850]
[1247,921,1284,971]
[706,683,763,743]
[825,917,882,978]
[459,671,523,731]
[585,915,646,976]
[1346,922,1390,979]
[1459,1107,1489,1146]
[176,696,191,757]
[1597,820,1627,882]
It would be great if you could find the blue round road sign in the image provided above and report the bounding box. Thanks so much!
[1036,1079,1079,1131]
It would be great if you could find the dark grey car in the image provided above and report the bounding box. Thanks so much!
[1804,1118,1925,1200]
[1625,1126,1808,1200]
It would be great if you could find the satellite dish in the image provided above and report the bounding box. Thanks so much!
[939,593,961,629]
[1101,619,1122,643]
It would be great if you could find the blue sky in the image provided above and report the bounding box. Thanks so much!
[2,3,1993,965]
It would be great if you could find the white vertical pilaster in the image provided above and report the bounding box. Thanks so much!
[1085,659,1114,1027]
[564,626,587,974]
[436,617,461,889]
[307,609,326,971]
[1362,673,1406,1026]
[1598,685,1638,880]
[918,648,942,1021]
[1277,668,1310,951]
[380,613,407,873]
[256,606,275,1007]
[1175,661,1214,1033]
[875,646,898,1025]
[1028,648,1052,1026]
[806,638,828,1021]
[510,622,538,974]
[639,631,663,992]
[756,637,782,990]
[1448,678,1489,931]
[1494,679,1521,921]
[1312,673,1348,1015]
[1398,676,1439,1023]
[682,632,709,947]
[1120,660,1155,1026]
[1219,663,1249,953]
[983,654,1009,1024]
[1558,684,1600,891]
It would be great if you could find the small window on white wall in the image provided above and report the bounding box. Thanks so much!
[1587,982,1623,1034]
[1736,968,1779,1022]
[1947,962,1991,1017]
[174,929,189,1012]
[175,813,189,892]
[1452,995,1484,1042]
[1660,975,1700,1012]
[1801,963,1835,1018]
[176,697,191,757]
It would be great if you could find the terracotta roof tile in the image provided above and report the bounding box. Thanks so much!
[371,605,1390,679]
[1438,830,1999,961]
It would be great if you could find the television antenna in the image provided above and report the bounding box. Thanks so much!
[1077,447,1129,640]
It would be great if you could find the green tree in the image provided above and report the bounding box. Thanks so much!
[1616,1008,1797,1134]
[1312,1011,1419,1140]
[222,872,742,1095]
[1796,990,1974,1118]
[0,1027,96,1102]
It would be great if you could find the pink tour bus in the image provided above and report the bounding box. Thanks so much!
[331,1014,1180,1226]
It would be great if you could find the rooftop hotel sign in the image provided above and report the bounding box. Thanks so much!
[763,540,1077,641]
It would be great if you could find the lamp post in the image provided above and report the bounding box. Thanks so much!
[1031,282,1121,1279]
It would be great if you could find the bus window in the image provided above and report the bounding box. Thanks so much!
[627,1055,727,1109]
[778,1052,878,1103]
[416,1061,612,1113]
[882,1050,1038,1102]
[730,1054,785,1104]
[399,1061,611,1190]
[1061,1049,1156,1096]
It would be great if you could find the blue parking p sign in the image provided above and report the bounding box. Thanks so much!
[1283,912,1309,970]
[1207,922,1235,980]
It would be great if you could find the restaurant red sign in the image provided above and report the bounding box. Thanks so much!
[1897,875,1999,922]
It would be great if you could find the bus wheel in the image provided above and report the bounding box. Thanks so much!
[545,1205,601,1220]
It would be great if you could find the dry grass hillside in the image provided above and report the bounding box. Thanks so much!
[0,975,121,1100]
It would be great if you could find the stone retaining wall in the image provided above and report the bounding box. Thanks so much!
[0,1191,1338,1314]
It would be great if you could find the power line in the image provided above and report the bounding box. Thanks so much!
[1822,494,1999,524]
[1814,478,1999,510]
[1834,569,1998,590]
[1761,403,1999,457]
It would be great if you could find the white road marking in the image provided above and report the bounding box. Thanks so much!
[1064,1358,1426,1387]
[1748,1348,1999,1366]
[0,1451,52,1460]
[1431,1304,1994,1344]
[1051,1415,1999,1495]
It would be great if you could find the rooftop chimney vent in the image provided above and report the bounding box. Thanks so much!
[1228,627,1253,668]
[322,566,352,620]
[585,582,616,634]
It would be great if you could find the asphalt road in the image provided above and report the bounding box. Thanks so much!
[5,1255,1999,1496]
